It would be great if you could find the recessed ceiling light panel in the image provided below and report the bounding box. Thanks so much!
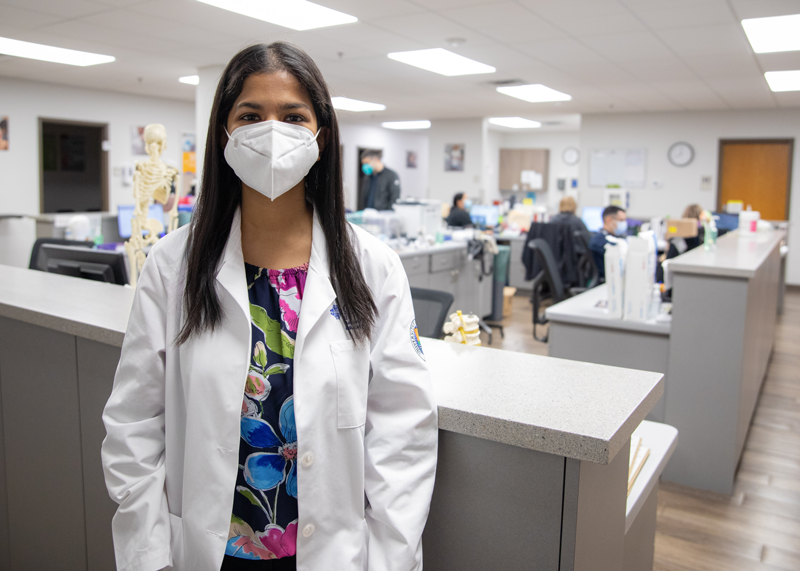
[331,97,386,112]
[179,75,200,85]
[765,70,800,92]
[196,0,357,31]
[381,121,431,130]
[387,48,495,76]
[496,84,571,103]
[742,14,800,53]
[488,117,542,129]
[0,36,114,66]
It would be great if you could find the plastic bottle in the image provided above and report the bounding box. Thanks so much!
[650,284,662,321]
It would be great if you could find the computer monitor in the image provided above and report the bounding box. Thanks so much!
[469,205,500,228]
[581,206,605,232]
[39,244,129,285]
[117,204,165,239]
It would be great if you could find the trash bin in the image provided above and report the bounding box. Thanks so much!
[489,245,510,321]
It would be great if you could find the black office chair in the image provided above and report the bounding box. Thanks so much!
[29,238,93,271]
[573,230,600,289]
[528,239,587,343]
[410,287,455,339]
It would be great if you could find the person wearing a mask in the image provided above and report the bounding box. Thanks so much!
[446,192,473,227]
[589,205,627,281]
[359,149,401,210]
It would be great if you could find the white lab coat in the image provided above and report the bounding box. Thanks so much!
[101,209,438,571]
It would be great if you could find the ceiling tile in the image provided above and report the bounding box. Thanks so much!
[312,22,426,57]
[440,3,565,44]
[704,76,776,108]
[773,91,800,107]
[0,5,65,30]
[559,11,648,38]
[684,54,761,77]
[513,38,607,66]
[756,52,800,72]
[728,0,800,20]
[650,78,729,109]
[554,61,637,85]
[583,31,674,61]
[322,0,426,20]
[616,57,697,82]
[411,0,495,9]
[657,24,752,57]
[38,20,186,56]
[369,11,494,47]
[629,1,736,30]
[521,0,629,22]
[0,0,110,19]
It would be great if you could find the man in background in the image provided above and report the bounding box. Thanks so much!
[589,205,627,281]
[360,149,401,210]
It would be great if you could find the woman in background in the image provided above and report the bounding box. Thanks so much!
[550,196,591,253]
[446,192,473,227]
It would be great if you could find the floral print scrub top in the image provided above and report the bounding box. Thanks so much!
[226,262,307,561]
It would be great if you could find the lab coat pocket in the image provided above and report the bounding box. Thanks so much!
[169,513,185,570]
[331,340,369,429]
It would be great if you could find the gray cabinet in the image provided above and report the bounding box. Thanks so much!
[509,238,530,290]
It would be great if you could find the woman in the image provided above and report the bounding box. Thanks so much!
[102,43,438,571]
[550,196,591,253]
[445,192,472,227]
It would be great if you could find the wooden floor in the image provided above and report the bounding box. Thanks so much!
[482,288,800,571]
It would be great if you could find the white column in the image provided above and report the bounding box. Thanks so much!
[195,65,226,190]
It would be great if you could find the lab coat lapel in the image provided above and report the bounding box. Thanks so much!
[215,208,250,326]
[295,212,337,359]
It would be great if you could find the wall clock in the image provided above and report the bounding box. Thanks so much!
[668,142,694,167]
[562,147,580,166]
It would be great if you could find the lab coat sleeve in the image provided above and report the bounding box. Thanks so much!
[365,258,438,571]
[101,246,172,571]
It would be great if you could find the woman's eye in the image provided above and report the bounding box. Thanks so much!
[285,114,306,123]
[240,114,260,122]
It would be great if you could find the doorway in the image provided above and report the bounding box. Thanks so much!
[357,146,382,210]
[717,139,793,220]
[39,118,109,213]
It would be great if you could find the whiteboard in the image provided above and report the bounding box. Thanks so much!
[589,148,647,188]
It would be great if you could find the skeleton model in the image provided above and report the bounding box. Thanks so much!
[125,123,181,286]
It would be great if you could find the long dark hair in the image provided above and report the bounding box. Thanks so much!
[176,42,376,345]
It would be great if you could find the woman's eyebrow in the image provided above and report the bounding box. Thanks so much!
[236,101,263,110]
[280,102,312,112]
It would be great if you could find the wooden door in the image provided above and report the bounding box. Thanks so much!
[718,139,793,220]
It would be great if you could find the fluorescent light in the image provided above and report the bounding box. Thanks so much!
[489,117,542,129]
[196,0,357,31]
[331,97,386,112]
[387,48,495,76]
[0,36,114,66]
[765,70,800,92]
[742,14,800,53]
[497,84,571,103]
[382,121,431,130]
[179,75,200,85]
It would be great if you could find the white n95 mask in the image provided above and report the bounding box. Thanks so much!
[224,120,320,201]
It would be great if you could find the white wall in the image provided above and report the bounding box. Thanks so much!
[498,130,582,210]
[427,119,486,206]
[0,76,194,216]
[579,110,800,284]
[338,122,428,210]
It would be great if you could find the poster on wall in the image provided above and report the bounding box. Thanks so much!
[445,143,464,172]
[0,116,7,151]
[406,151,417,168]
[182,132,196,196]
[131,125,147,155]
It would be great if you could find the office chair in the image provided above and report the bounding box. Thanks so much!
[29,238,93,271]
[528,239,587,343]
[573,231,600,289]
[410,287,455,339]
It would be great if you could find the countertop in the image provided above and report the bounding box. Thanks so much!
[0,264,663,465]
[0,264,132,347]
[667,229,786,279]
[394,241,466,258]
[545,284,672,335]
[426,338,663,465]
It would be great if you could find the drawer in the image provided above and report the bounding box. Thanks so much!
[430,251,459,273]
[401,254,429,277]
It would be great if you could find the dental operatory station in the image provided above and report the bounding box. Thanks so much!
[1,2,799,571]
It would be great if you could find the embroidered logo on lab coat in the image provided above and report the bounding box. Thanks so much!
[331,303,355,331]
[410,319,425,361]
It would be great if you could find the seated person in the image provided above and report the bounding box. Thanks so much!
[589,205,627,281]
[446,192,473,227]
[550,196,592,253]
[665,204,706,259]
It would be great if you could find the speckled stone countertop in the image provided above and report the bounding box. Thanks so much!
[667,229,786,279]
[0,264,132,347]
[425,339,663,465]
[0,264,663,465]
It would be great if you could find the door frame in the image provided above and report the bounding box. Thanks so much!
[38,117,110,214]
[716,138,794,219]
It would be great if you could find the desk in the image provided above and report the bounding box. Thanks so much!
[0,264,662,571]
[547,230,785,494]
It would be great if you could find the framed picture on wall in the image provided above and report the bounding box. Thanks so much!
[407,151,417,168]
[0,116,8,151]
[131,125,146,155]
[445,143,464,172]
